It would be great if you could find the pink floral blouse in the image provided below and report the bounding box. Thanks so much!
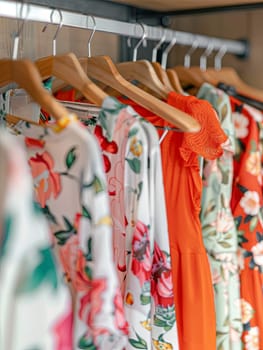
[14,116,128,349]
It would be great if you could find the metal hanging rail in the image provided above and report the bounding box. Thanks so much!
[0,0,249,58]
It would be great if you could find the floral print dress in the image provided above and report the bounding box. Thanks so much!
[60,96,179,350]
[0,129,73,350]
[229,97,263,350]
[141,118,178,350]
[113,92,230,350]
[11,116,128,349]
[198,83,242,350]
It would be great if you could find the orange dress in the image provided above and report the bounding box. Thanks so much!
[120,92,227,350]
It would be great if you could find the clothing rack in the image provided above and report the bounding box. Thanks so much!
[0,0,248,58]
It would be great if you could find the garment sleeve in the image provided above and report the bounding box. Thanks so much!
[145,123,179,349]
[123,121,154,349]
[0,132,73,350]
[167,92,228,162]
[77,130,128,349]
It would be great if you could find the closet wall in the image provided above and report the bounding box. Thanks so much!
[168,9,263,89]
[0,18,119,60]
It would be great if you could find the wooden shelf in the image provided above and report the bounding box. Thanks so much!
[110,0,263,11]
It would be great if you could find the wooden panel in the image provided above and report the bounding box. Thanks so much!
[168,9,263,89]
[112,0,263,11]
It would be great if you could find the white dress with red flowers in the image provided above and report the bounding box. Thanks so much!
[0,130,73,350]
[12,117,128,349]
[64,97,179,350]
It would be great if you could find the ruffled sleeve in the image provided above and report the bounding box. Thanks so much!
[167,92,228,163]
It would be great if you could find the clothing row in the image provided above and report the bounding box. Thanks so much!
[1,90,180,349]
[0,78,262,350]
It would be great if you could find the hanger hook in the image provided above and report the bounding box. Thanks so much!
[214,45,227,70]
[161,34,177,69]
[200,41,214,71]
[86,15,96,57]
[49,9,63,56]
[152,29,166,62]
[12,2,30,59]
[184,37,199,68]
[133,22,147,62]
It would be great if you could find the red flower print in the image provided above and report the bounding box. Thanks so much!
[103,154,111,173]
[151,242,174,308]
[75,249,92,291]
[114,290,129,335]
[29,151,61,208]
[59,235,77,283]
[53,310,73,350]
[59,235,90,290]
[25,137,45,149]
[74,212,82,232]
[79,278,109,341]
[131,221,151,286]
[117,263,126,272]
[94,125,118,153]
[94,125,118,173]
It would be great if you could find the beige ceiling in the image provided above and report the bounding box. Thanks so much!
[113,0,263,11]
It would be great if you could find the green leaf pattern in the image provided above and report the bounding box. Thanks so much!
[54,216,76,245]
[126,158,141,174]
[0,214,12,260]
[198,85,243,349]
[65,146,77,169]
[17,247,59,294]
[129,332,148,349]
[154,305,176,332]
[78,336,97,350]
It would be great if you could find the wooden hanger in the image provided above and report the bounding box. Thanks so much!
[166,68,185,94]
[78,55,200,132]
[151,61,175,91]
[206,67,263,102]
[150,33,184,94]
[0,59,69,122]
[173,65,204,88]
[116,24,172,99]
[79,19,199,131]
[35,10,107,106]
[0,10,70,124]
[35,53,107,106]
[117,59,171,99]
[173,42,217,94]
[149,32,179,93]
[203,44,263,99]
[151,35,184,94]
[172,65,215,97]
